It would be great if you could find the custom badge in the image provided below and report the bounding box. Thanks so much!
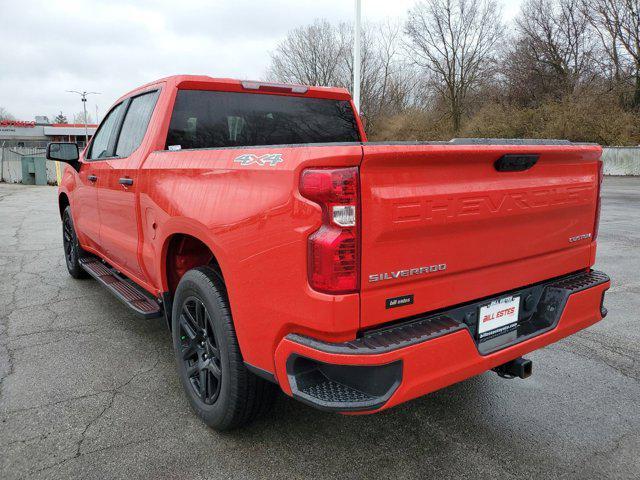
[386,294,414,309]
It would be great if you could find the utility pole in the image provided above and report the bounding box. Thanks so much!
[67,90,100,142]
[353,0,362,114]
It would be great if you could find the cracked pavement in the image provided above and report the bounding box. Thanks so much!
[0,178,639,480]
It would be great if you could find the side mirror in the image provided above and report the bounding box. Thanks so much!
[46,142,80,170]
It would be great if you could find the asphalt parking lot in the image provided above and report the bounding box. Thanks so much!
[0,177,639,480]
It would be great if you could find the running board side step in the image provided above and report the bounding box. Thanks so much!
[79,256,162,319]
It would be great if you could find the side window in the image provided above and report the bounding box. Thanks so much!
[115,91,159,158]
[87,103,124,160]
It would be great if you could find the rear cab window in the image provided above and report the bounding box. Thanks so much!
[166,90,360,150]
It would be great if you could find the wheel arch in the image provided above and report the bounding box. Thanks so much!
[162,233,226,295]
[159,225,231,331]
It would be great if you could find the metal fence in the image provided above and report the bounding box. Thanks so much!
[0,144,58,184]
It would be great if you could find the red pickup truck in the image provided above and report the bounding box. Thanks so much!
[46,75,610,430]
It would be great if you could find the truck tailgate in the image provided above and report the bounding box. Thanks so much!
[359,142,601,328]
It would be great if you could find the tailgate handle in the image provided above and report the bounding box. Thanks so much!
[494,154,538,172]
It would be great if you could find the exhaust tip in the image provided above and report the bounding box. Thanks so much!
[493,357,532,379]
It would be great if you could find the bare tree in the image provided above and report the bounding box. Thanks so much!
[405,0,505,133]
[612,0,640,107]
[263,4,639,143]
[582,0,625,85]
[338,20,415,129]
[501,0,596,106]
[0,107,15,121]
[605,1,639,107]
[511,0,595,100]
[267,19,414,133]
[73,111,93,124]
[267,19,347,87]
[580,0,640,108]
[336,20,376,106]
[369,21,419,119]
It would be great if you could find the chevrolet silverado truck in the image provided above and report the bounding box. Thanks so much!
[46,75,610,430]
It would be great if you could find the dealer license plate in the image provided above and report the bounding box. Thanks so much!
[478,295,520,341]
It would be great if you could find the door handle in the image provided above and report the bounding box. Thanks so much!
[494,154,539,172]
[88,174,98,182]
[119,177,134,186]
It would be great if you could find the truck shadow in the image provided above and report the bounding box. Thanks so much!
[206,375,547,479]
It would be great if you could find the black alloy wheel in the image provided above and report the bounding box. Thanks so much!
[178,296,222,404]
[62,212,76,265]
[62,206,88,279]
[171,267,277,430]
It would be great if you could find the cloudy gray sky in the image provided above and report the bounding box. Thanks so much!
[0,0,522,122]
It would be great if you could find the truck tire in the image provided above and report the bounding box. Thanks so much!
[171,266,277,430]
[62,206,89,279]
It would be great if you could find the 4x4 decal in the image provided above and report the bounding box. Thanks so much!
[234,153,283,166]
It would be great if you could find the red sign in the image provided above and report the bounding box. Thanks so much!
[0,120,36,128]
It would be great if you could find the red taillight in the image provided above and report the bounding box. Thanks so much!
[300,167,359,294]
[593,160,603,240]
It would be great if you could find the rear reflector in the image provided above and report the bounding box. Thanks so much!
[300,167,360,294]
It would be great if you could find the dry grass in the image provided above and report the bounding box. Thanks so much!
[370,94,640,145]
